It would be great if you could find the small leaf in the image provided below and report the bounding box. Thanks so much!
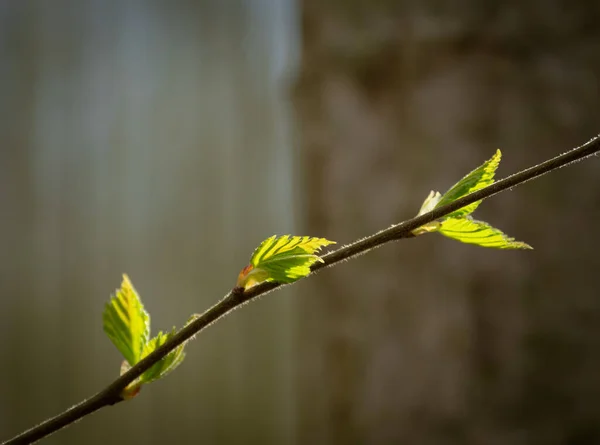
[139,330,186,384]
[237,235,336,288]
[417,190,442,217]
[435,149,502,217]
[413,190,443,235]
[438,217,532,249]
[103,275,150,366]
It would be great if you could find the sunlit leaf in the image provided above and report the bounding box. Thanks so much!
[417,190,442,216]
[237,235,336,288]
[438,217,532,249]
[103,275,150,366]
[435,149,502,218]
[139,330,186,384]
[413,190,443,235]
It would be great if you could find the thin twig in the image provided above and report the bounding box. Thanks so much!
[3,135,599,445]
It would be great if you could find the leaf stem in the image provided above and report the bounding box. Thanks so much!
[3,134,599,445]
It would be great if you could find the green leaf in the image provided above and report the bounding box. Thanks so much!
[414,190,443,234]
[139,330,186,384]
[438,217,532,249]
[417,190,442,216]
[103,275,150,366]
[435,149,502,218]
[237,235,336,288]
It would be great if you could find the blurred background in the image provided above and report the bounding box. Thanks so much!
[1,1,599,444]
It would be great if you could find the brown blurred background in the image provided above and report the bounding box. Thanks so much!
[1,1,599,445]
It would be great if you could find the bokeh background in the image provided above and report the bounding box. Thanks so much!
[1,1,599,444]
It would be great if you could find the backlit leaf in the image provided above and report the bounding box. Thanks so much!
[139,330,186,384]
[237,235,336,288]
[435,149,502,218]
[417,190,442,216]
[438,217,532,249]
[103,275,150,366]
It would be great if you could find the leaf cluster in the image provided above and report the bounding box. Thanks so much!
[413,150,531,249]
[103,149,531,398]
[103,276,188,398]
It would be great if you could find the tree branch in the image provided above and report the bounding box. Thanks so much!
[3,135,599,445]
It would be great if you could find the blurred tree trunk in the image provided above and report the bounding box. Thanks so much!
[293,1,600,444]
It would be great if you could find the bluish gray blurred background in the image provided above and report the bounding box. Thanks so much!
[1,1,599,444]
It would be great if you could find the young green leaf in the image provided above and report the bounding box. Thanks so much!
[101,276,198,399]
[435,149,502,218]
[237,235,336,288]
[417,190,442,216]
[438,217,532,249]
[413,149,532,249]
[139,330,186,384]
[103,275,150,366]
[414,190,443,234]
